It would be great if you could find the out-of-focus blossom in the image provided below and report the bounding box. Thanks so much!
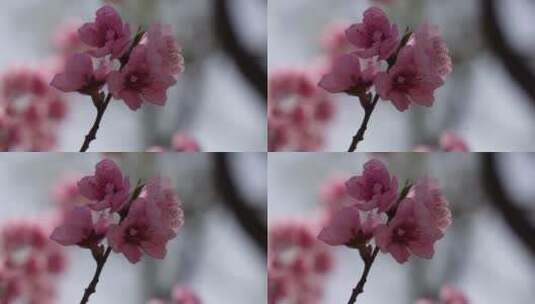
[268,68,336,151]
[0,66,68,151]
[268,219,333,304]
[1,219,67,303]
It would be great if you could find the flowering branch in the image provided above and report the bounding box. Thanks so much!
[317,159,452,303]
[348,94,379,152]
[50,5,185,152]
[50,158,185,302]
[79,246,112,304]
[347,246,380,304]
[79,29,145,152]
[319,7,451,151]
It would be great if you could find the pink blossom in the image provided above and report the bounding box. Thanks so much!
[318,53,377,94]
[146,24,185,77]
[268,220,333,304]
[374,198,443,263]
[78,5,131,59]
[172,133,201,152]
[375,46,444,111]
[50,206,108,248]
[50,53,109,93]
[268,68,336,151]
[416,286,469,304]
[1,219,67,303]
[107,198,173,264]
[320,21,352,59]
[144,177,185,237]
[172,286,202,304]
[412,178,452,233]
[0,66,68,151]
[413,22,452,80]
[53,19,88,59]
[346,159,398,212]
[77,159,130,212]
[440,286,469,304]
[107,45,177,110]
[318,207,379,247]
[440,132,469,152]
[346,7,399,60]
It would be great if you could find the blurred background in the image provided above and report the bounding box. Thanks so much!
[0,153,267,303]
[268,0,535,151]
[268,152,535,303]
[0,0,266,151]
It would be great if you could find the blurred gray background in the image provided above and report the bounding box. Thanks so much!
[0,0,266,151]
[0,153,267,303]
[268,0,535,151]
[268,153,535,303]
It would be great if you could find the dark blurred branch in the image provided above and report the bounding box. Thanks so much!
[213,0,267,100]
[481,0,535,106]
[481,153,535,256]
[213,153,267,254]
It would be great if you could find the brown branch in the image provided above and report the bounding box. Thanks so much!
[480,153,535,256]
[213,0,267,100]
[347,246,380,304]
[348,94,379,152]
[79,247,112,304]
[481,0,535,106]
[213,153,267,254]
[80,94,112,152]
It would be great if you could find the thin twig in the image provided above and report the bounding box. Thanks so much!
[348,94,380,152]
[79,247,112,304]
[347,246,380,304]
[79,94,112,152]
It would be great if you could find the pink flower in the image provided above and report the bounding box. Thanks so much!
[439,286,469,304]
[346,7,399,60]
[318,53,377,94]
[146,24,185,77]
[107,198,173,264]
[172,286,202,304]
[346,159,398,212]
[144,177,185,237]
[107,45,177,110]
[318,207,379,247]
[78,5,131,59]
[50,206,108,248]
[50,53,109,93]
[416,285,469,304]
[374,198,443,263]
[375,46,444,111]
[77,159,130,212]
[439,132,468,152]
[171,133,201,152]
[412,178,452,233]
[413,22,452,80]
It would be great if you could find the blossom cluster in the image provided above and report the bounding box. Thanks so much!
[318,158,452,264]
[148,286,202,304]
[416,286,469,304]
[50,158,184,264]
[0,66,68,151]
[0,219,67,303]
[51,5,184,111]
[268,69,335,151]
[319,6,452,112]
[268,219,333,304]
